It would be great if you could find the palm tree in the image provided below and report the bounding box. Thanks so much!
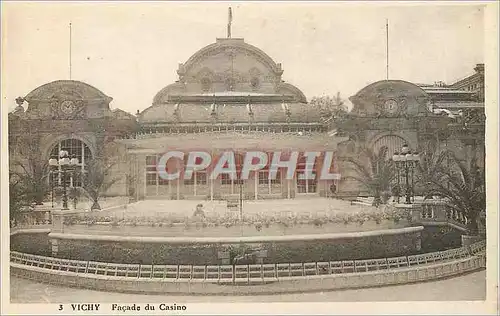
[415,141,452,199]
[341,146,395,207]
[422,153,485,235]
[9,172,30,227]
[81,158,121,210]
[10,136,50,205]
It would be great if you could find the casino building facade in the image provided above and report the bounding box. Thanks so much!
[8,33,485,203]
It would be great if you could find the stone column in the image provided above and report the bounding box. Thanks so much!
[218,251,231,265]
[254,175,258,200]
[316,155,327,197]
[136,155,146,200]
[415,233,422,251]
[212,178,221,200]
[50,238,59,257]
[50,210,65,257]
[176,177,181,200]
[245,173,254,200]
[51,210,64,233]
[255,249,268,264]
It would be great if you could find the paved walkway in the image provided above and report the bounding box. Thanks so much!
[10,271,485,303]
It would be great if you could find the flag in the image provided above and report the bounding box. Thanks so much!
[228,7,233,24]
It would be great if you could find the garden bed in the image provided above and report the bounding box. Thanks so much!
[50,227,423,265]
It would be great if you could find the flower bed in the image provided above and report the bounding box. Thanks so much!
[61,205,411,237]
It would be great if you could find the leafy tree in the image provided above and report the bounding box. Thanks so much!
[341,146,395,207]
[310,92,348,122]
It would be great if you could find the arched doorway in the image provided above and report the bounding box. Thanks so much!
[49,138,92,187]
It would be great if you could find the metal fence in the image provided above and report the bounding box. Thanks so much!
[11,240,485,283]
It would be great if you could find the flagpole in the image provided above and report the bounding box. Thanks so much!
[386,19,389,80]
[69,22,72,80]
[227,7,232,38]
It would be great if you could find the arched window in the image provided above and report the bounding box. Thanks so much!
[49,139,92,187]
[372,135,407,158]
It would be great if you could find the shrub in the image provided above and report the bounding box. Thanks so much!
[312,218,323,227]
[393,216,401,224]
[343,217,350,225]
[381,191,391,204]
[404,214,412,223]
[255,222,263,231]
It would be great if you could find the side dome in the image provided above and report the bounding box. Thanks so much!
[22,80,113,119]
[349,80,431,117]
[24,80,112,103]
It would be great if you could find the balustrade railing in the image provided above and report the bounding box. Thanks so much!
[418,202,469,228]
[10,241,486,283]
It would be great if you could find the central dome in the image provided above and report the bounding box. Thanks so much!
[152,38,307,105]
[141,37,317,125]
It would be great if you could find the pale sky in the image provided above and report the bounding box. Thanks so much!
[2,2,484,114]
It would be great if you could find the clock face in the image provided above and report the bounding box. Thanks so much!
[60,100,75,114]
[384,99,399,113]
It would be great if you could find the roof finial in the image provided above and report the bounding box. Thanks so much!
[227,7,233,38]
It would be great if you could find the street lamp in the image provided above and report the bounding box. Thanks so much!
[48,150,79,210]
[392,144,420,204]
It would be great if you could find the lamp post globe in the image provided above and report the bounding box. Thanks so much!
[49,151,79,211]
[392,144,419,205]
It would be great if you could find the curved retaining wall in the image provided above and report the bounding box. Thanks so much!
[11,251,485,295]
[45,227,424,265]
